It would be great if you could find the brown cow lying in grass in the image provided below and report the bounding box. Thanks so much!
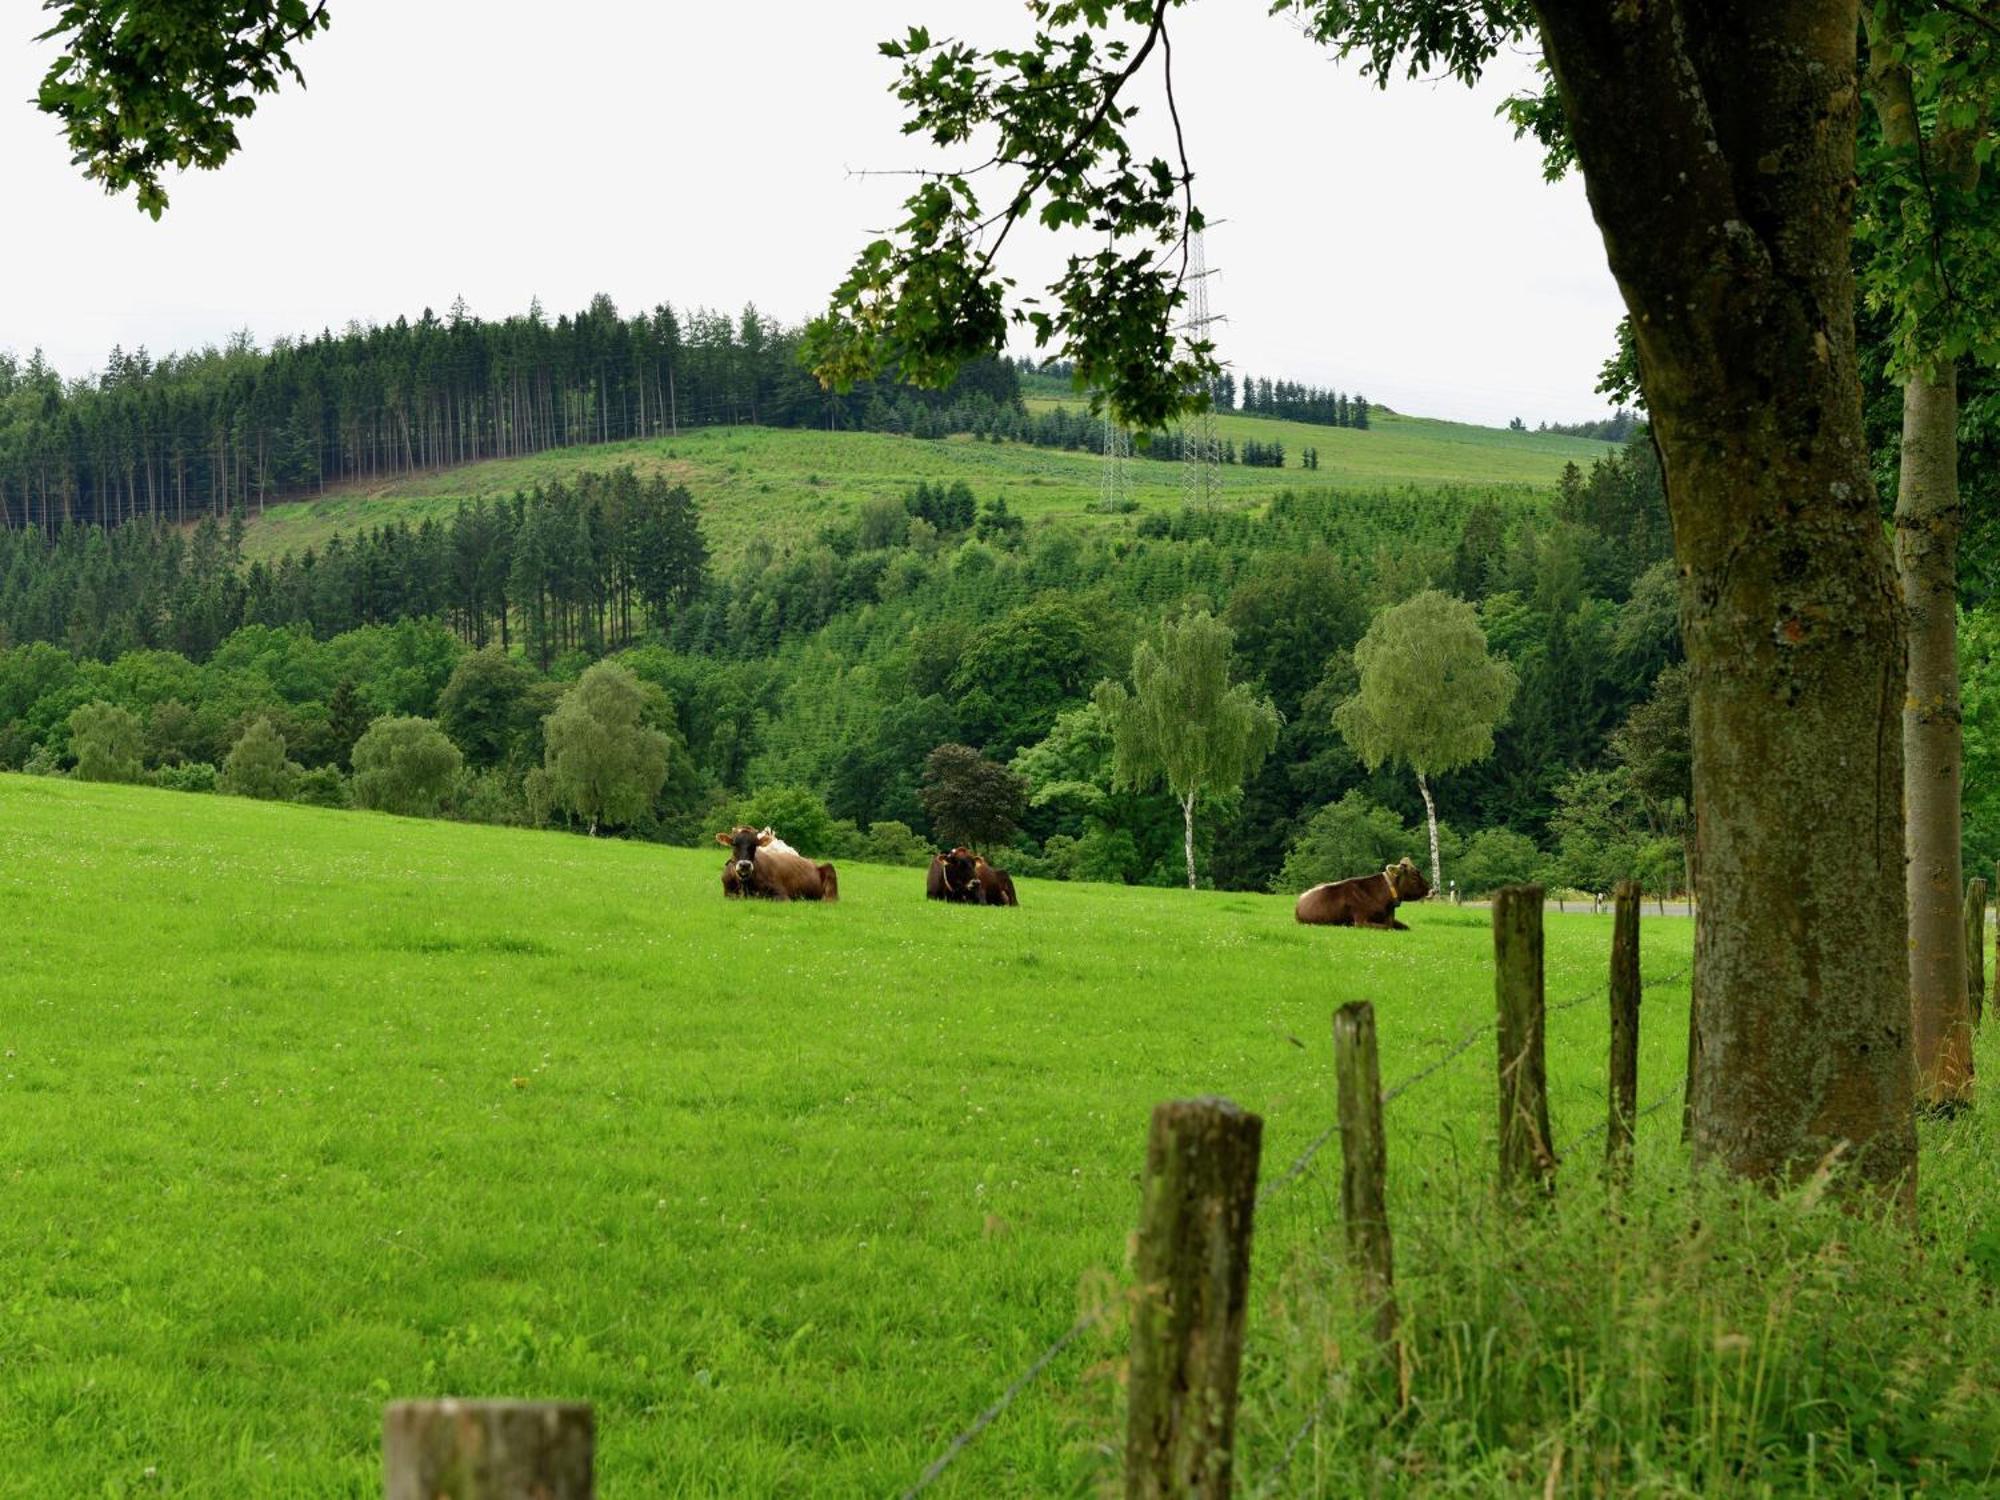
[975,855,1018,907]
[926,847,1019,906]
[716,826,839,901]
[1295,857,1429,928]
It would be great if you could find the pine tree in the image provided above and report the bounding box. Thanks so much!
[509,500,552,669]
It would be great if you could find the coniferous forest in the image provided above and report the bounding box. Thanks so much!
[0,294,1394,532]
[0,297,1023,531]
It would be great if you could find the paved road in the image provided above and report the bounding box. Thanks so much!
[1451,896,1694,918]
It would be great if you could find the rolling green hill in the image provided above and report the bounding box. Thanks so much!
[4,776,1995,1495]
[236,408,1615,569]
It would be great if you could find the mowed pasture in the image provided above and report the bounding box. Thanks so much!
[234,410,1615,569]
[3,777,1994,1496]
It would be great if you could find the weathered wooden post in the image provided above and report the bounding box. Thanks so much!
[383,1399,594,1500]
[1680,980,1700,1144]
[1970,876,1989,1029]
[1125,1097,1262,1500]
[1494,885,1555,1197]
[1606,880,1641,1177]
[1333,1002,1397,1356]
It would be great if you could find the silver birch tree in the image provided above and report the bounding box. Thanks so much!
[1334,591,1516,896]
[1096,611,1279,890]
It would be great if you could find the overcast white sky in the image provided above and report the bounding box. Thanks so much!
[1,1,1626,427]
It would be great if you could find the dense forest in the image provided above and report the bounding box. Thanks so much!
[0,297,1021,531]
[0,293,1402,534]
[33,289,1998,896]
[0,414,1747,895]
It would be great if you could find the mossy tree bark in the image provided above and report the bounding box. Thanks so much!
[1531,1,1918,1204]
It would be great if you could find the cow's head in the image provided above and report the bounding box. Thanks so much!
[939,846,981,897]
[1387,856,1429,903]
[715,825,771,885]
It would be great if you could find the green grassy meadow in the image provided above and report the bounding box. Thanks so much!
[236,410,1614,569]
[4,777,1994,1496]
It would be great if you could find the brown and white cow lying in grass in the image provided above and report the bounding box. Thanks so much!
[716,826,839,901]
[1294,857,1429,928]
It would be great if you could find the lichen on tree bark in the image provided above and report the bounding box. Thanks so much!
[1532,0,1918,1205]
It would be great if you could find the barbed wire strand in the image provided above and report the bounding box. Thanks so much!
[1571,1073,1689,1147]
[1248,1069,1694,1494]
[900,970,1699,1495]
[1259,1001,1525,1210]
[1251,1383,1341,1499]
[899,1309,1103,1499]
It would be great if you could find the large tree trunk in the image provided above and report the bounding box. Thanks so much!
[1415,770,1441,898]
[1896,364,1974,1108]
[1532,0,1918,1206]
[1181,792,1197,891]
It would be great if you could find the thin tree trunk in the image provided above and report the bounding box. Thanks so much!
[1182,792,1197,890]
[1897,362,1973,1108]
[1416,770,1441,898]
[1867,35,1976,1113]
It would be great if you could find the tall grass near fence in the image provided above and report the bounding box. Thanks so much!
[1236,1112,2000,1496]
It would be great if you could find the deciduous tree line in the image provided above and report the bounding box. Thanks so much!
[2,431,1710,898]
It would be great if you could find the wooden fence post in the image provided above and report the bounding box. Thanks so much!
[1681,971,1701,1145]
[1125,1098,1262,1500]
[383,1400,593,1500]
[1970,877,1989,1030]
[1607,880,1641,1177]
[1333,1002,1397,1356]
[1494,885,1555,1197]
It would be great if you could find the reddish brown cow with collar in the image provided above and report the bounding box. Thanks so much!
[1294,857,1429,928]
[927,847,984,903]
[927,847,1020,906]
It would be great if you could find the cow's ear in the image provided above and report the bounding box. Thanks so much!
[715,831,732,846]
[757,830,773,846]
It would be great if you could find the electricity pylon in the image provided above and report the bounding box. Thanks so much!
[1181,229,1223,506]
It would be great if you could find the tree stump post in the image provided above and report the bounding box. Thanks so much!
[1125,1097,1262,1500]
[1333,1002,1397,1356]
[1607,880,1641,1178]
[1494,885,1555,1198]
[383,1400,593,1499]
[1973,876,1990,1030]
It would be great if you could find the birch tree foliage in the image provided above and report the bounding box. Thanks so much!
[1097,612,1277,802]
[543,661,673,835]
[1096,611,1279,887]
[1335,591,1515,784]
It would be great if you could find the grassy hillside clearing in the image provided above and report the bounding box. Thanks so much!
[2,777,1993,1496]
[235,412,1614,570]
